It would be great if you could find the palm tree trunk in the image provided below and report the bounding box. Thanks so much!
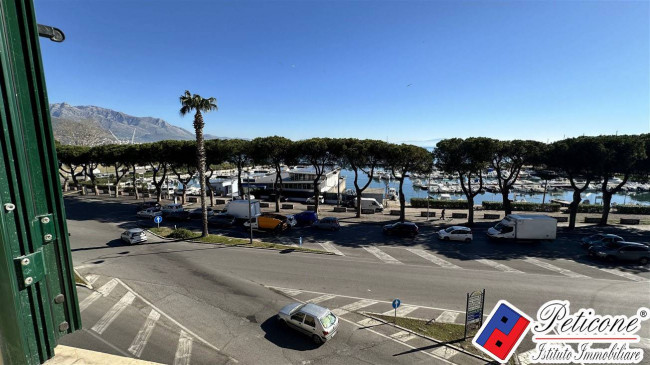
[194,111,209,237]
[132,165,139,200]
[398,177,406,222]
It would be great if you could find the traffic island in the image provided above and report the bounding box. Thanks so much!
[147,227,333,255]
[364,313,517,365]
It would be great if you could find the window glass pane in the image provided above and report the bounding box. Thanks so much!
[304,315,316,327]
[291,312,305,322]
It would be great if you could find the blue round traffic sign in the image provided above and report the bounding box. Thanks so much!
[154,215,162,224]
[392,299,401,309]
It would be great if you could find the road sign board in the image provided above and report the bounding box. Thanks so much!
[154,216,162,224]
[465,289,485,338]
[392,299,401,309]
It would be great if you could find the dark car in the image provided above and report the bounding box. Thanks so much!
[383,222,419,237]
[189,207,214,219]
[581,234,624,249]
[589,242,650,265]
[136,201,161,213]
[266,194,289,202]
[294,211,318,226]
[209,213,236,227]
[165,210,189,221]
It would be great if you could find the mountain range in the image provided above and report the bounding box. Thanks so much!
[50,102,223,145]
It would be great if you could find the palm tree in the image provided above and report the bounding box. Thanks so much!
[180,90,218,237]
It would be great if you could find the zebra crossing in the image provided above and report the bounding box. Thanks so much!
[74,276,235,365]
[312,243,648,283]
[268,285,493,364]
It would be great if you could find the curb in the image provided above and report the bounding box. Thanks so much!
[143,228,336,256]
[360,312,491,363]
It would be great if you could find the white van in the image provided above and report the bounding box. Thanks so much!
[355,197,384,212]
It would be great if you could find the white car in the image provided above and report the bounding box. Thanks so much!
[438,226,473,242]
[277,303,339,345]
[121,228,147,245]
[306,196,324,204]
[136,208,162,218]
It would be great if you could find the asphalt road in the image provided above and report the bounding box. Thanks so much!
[62,196,650,365]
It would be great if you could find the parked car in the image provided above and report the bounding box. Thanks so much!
[136,201,161,213]
[277,303,339,345]
[165,210,190,221]
[136,208,163,219]
[162,203,184,215]
[581,234,624,249]
[208,213,237,227]
[589,242,650,265]
[266,194,289,202]
[121,228,147,245]
[313,217,341,231]
[383,222,418,237]
[438,226,473,242]
[306,196,325,204]
[294,211,318,226]
[244,215,289,232]
[189,207,214,219]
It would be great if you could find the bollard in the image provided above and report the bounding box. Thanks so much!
[299,236,302,247]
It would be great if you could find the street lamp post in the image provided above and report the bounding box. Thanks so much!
[247,172,253,245]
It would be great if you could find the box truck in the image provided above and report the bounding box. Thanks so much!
[487,214,557,241]
[225,200,261,220]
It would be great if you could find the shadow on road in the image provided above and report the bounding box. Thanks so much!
[260,316,321,351]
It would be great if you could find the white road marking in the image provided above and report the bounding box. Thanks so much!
[597,268,647,282]
[357,317,382,327]
[381,305,418,317]
[91,291,135,334]
[79,278,118,312]
[276,287,302,296]
[128,309,160,357]
[116,279,237,363]
[174,330,193,365]
[362,246,402,264]
[266,286,465,316]
[308,294,337,303]
[518,348,537,365]
[467,255,522,273]
[524,258,589,278]
[318,241,344,256]
[436,311,460,324]
[86,274,99,285]
[405,248,461,269]
[391,330,418,342]
[332,299,378,316]
[431,346,460,359]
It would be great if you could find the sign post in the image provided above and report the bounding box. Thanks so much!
[464,289,485,339]
[154,215,162,229]
[392,298,401,323]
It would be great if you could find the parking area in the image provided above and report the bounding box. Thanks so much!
[67,194,650,283]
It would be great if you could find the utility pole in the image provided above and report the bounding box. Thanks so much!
[247,172,253,245]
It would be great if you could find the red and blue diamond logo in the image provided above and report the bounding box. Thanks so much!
[472,300,533,363]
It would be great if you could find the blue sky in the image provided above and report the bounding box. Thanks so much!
[35,0,649,145]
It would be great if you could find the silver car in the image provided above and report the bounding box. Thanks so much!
[277,303,339,344]
[121,228,147,245]
[312,217,340,231]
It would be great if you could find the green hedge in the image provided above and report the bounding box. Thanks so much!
[616,205,650,215]
[576,205,604,213]
[481,201,561,212]
[410,198,469,209]
[168,228,196,239]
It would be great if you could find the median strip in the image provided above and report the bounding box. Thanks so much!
[147,227,331,255]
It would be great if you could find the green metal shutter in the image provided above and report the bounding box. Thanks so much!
[0,1,81,364]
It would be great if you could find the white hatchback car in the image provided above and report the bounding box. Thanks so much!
[438,226,473,242]
[121,228,147,245]
[278,303,339,345]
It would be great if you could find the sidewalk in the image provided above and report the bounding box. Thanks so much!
[45,345,162,365]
